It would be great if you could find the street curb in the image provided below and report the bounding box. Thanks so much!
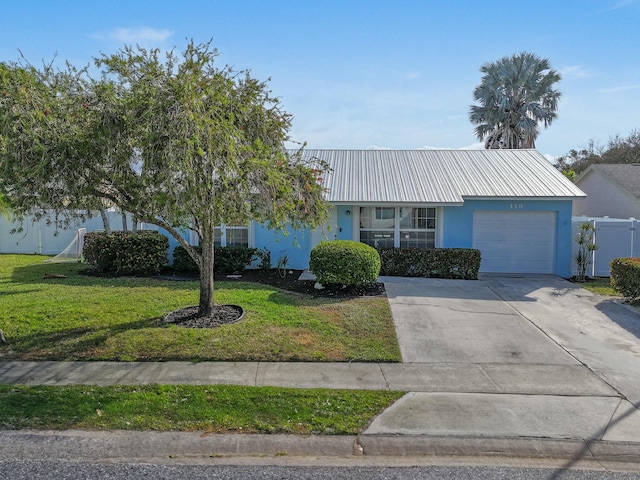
[588,440,640,464]
[358,434,640,463]
[358,434,589,459]
[0,430,356,459]
[2,430,640,464]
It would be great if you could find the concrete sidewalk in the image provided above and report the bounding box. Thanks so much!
[2,359,640,463]
[2,274,640,463]
[0,360,620,395]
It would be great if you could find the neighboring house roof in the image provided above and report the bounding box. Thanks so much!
[577,164,640,199]
[299,149,585,205]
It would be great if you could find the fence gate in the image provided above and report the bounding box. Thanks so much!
[572,217,638,277]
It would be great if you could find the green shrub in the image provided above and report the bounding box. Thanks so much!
[83,231,169,275]
[216,246,257,274]
[610,258,640,302]
[378,247,481,280]
[172,245,201,273]
[309,240,381,286]
[172,245,257,274]
[255,247,272,270]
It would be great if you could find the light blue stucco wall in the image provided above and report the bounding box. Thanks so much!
[160,223,312,270]
[159,200,573,275]
[441,199,574,277]
[252,223,312,270]
[254,207,351,270]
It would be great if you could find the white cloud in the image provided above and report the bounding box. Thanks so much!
[597,84,640,93]
[543,153,556,163]
[416,145,448,150]
[405,72,421,80]
[366,145,392,150]
[560,65,592,78]
[607,0,635,10]
[91,27,173,46]
[414,143,485,150]
[459,142,485,150]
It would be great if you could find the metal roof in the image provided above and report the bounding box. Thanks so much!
[299,149,586,204]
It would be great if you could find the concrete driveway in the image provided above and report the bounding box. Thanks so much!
[383,275,576,365]
[383,274,640,402]
[369,274,640,441]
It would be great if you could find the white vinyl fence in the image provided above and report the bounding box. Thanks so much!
[0,211,140,255]
[572,216,640,277]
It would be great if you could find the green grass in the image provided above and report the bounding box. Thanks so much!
[0,384,403,434]
[0,254,400,362]
[579,277,621,297]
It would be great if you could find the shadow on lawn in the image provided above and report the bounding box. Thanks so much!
[10,261,198,291]
[0,287,40,297]
[0,317,159,361]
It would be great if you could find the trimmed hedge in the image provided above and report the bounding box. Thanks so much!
[610,257,640,302]
[309,240,381,286]
[83,231,169,275]
[378,247,481,280]
[172,245,257,274]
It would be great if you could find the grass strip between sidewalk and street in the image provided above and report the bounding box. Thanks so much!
[0,384,403,434]
[0,255,400,362]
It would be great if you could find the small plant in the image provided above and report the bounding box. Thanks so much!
[309,240,381,286]
[172,245,257,274]
[255,248,272,270]
[575,222,597,282]
[277,251,289,278]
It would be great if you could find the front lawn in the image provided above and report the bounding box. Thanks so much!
[579,277,621,298]
[0,384,403,434]
[0,255,400,362]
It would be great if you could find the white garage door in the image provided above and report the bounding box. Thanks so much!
[473,211,556,274]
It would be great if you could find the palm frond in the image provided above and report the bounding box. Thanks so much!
[469,52,561,149]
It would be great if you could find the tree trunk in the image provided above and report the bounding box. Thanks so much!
[99,207,111,233]
[121,212,128,232]
[198,224,215,316]
[132,215,138,233]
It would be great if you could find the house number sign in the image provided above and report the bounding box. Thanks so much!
[510,203,524,209]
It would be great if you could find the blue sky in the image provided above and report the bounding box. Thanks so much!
[2,0,639,160]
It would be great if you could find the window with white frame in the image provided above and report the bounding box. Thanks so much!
[359,207,436,249]
[359,207,396,248]
[214,224,250,247]
[399,207,436,248]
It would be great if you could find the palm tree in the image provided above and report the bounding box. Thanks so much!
[469,52,561,149]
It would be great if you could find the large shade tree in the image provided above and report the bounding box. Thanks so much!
[0,42,331,317]
[0,60,116,230]
[469,52,561,149]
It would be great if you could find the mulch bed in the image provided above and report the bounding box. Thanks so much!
[163,304,244,328]
[156,269,386,299]
[224,269,386,298]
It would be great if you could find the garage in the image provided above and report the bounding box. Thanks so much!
[472,211,556,274]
